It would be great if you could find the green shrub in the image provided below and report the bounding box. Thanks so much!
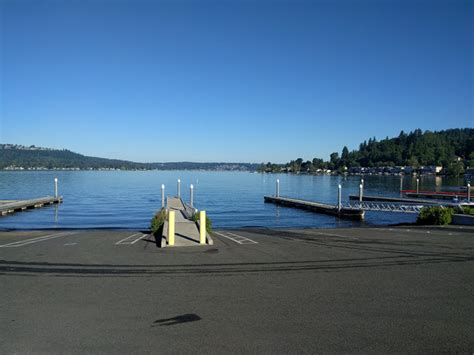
[150,208,167,235]
[461,206,474,215]
[417,206,454,225]
[192,211,213,234]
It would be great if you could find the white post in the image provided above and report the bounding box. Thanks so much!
[338,184,342,212]
[177,179,181,198]
[400,175,403,193]
[276,179,280,197]
[161,184,165,208]
[54,177,58,198]
[468,183,471,202]
[359,184,363,202]
[416,178,420,194]
[190,184,194,207]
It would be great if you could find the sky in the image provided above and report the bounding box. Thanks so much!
[0,0,472,163]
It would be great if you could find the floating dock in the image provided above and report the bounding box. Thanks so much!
[264,196,365,220]
[401,190,468,200]
[349,194,441,205]
[0,196,63,216]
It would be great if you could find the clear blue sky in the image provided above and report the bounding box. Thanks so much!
[1,0,472,163]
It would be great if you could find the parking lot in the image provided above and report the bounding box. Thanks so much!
[1,226,473,353]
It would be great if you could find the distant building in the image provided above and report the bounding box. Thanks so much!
[420,166,443,174]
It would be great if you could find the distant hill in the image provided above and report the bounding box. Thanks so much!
[0,144,259,171]
[259,128,474,175]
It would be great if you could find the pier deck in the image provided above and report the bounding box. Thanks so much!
[264,196,365,220]
[0,196,63,216]
[161,197,212,247]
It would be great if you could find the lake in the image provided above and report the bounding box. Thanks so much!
[0,171,465,230]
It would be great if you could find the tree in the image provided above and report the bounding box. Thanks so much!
[408,156,420,168]
[445,161,465,176]
[254,128,473,175]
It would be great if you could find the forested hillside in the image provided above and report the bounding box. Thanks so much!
[0,145,259,171]
[260,128,474,174]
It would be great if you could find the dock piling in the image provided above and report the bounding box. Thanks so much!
[161,184,165,208]
[276,179,280,197]
[468,183,471,202]
[359,184,363,202]
[416,178,420,194]
[54,177,58,198]
[338,184,342,212]
[190,184,194,207]
[177,179,181,198]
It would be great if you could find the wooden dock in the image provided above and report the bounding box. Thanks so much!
[0,196,63,216]
[264,196,365,220]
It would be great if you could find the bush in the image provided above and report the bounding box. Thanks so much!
[417,206,454,225]
[192,211,213,234]
[461,206,474,215]
[150,208,167,235]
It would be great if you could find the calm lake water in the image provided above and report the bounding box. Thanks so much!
[0,171,465,230]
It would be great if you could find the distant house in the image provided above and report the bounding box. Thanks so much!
[420,166,443,174]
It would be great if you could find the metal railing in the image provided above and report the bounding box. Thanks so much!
[343,201,444,213]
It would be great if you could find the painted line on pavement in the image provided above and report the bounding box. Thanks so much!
[0,232,77,248]
[214,231,258,245]
[115,233,148,245]
[131,234,150,244]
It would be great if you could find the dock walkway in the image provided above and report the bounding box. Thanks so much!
[264,196,365,220]
[162,197,212,247]
[0,196,63,216]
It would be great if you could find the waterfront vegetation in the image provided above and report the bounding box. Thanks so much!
[417,206,454,225]
[150,208,167,236]
[192,212,213,233]
[259,128,473,176]
[461,206,474,215]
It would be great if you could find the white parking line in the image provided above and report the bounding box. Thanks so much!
[131,234,149,244]
[115,233,148,245]
[0,232,77,248]
[214,232,258,245]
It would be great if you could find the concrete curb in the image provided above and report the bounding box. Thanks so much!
[206,232,214,246]
[452,214,474,226]
[161,220,168,248]
[195,220,214,246]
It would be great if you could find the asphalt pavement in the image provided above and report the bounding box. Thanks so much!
[1,226,473,353]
